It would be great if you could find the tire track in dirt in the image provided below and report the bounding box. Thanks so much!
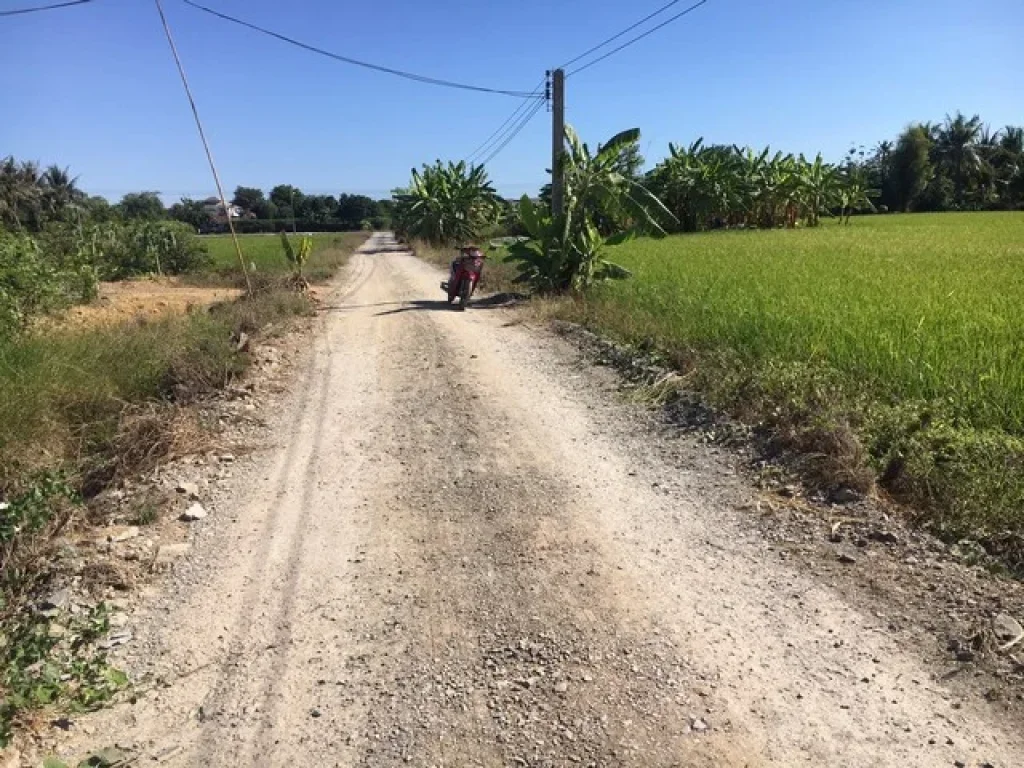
[190,246,384,762]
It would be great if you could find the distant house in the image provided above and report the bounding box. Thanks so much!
[201,197,244,224]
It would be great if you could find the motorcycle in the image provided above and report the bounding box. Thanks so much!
[440,250,485,310]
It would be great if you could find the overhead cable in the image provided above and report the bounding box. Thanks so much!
[479,98,547,166]
[0,0,92,17]
[559,0,690,70]
[466,80,547,164]
[182,0,538,98]
[567,0,709,77]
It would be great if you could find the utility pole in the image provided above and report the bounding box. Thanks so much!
[550,68,565,219]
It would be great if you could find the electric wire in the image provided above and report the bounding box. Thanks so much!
[559,0,689,70]
[0,0,91,17]
[567,0,709,77]
[154,0,252,295]
[478,97,546,167]
[465,77,546,162]
[466,82,546,164]
[182,0,537,98]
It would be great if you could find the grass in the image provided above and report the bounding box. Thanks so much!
[201,232,367,282]
[0,287,316,742]
[0,290,313,490]
[1,231,366,488]
[556,212,1024,567]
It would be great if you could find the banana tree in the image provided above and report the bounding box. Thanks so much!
[506,126,675,294]
[392,161,502,246]
[281,231,313,290]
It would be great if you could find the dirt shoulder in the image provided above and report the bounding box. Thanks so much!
[37,235,1024,768]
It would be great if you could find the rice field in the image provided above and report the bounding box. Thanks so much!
[201,232,367,275]
[591,212,1024,434]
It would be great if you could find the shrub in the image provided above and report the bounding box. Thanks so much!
[0,231,97,338]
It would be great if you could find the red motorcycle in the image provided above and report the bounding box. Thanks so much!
[441,250,484,310]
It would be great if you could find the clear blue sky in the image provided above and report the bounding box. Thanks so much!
[2,0,1021,202]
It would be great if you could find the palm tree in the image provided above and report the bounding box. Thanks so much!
[996,126,1024,207]
[935,112,984,205]
[41,164,82,217]
[0,157,45,230]
[1000,126,1024,157]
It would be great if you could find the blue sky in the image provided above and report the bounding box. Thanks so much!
[2,0,1021,202]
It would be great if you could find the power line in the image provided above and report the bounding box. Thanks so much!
[567,0,710,77]
[479,98,546,167]
[0,0,91,17]
[182,0,537,98]
[479,101,544,167]
[466,83,546,164]
[559,0,690,70]
[466,78,546,162]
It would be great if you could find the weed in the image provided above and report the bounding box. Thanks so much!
[0,474,77,605]
[0,603,127,747]
[131,503,158,526]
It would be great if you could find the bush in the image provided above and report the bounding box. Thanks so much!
[73,220,210,279]
[0,232,97,338]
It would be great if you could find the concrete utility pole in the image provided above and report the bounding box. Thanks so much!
[550,68,566,219]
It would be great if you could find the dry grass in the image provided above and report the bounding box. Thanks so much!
[0,288,312,494]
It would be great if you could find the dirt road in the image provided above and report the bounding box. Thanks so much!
[57,234,1022,766]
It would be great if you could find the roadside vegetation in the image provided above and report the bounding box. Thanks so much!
[569,213,1024,567]
[399,111,1024,574]
[0,156,366,743]
[202,231,366,283]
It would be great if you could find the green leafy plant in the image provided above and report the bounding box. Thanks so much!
[0,232,97,339]
[505,126,674,294]
[0,473,77,593]
[1,603,128,747]
[393,161,502,246]
[280,232,313,290]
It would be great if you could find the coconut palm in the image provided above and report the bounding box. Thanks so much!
[41,165,83,217]
[935,112,985,205]
[1001,126,1024,157]
[0,157,45,230]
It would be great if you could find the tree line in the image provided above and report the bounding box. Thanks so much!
[0,160,392,234]
[179,187,395,233]
[866,113,1023,213]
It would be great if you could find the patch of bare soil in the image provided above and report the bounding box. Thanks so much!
[38,278,242,331]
